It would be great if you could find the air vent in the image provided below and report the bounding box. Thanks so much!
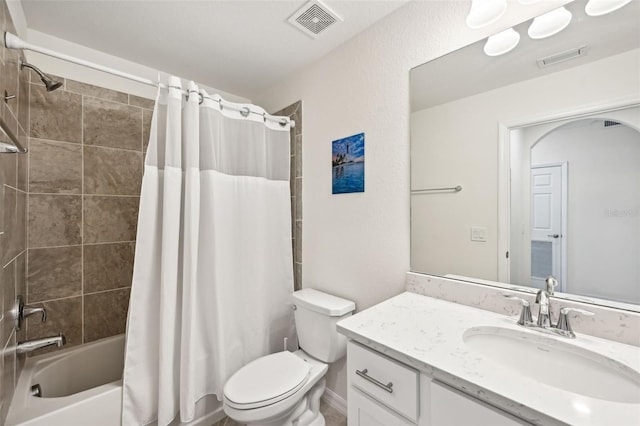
[288,0,342,39]
[537,46,587,68]
[604,120,621,127]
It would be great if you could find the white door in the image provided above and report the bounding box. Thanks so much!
[530,165,564,290]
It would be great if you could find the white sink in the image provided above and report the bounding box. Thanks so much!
[463,326,640,403]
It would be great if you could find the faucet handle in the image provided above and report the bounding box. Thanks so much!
[503,295,533,326]
[22,306,47,322]
[555,307,595,338]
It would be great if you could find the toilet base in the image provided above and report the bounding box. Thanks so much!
[246,379,326,426]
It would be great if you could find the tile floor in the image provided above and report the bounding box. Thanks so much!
[212,399,347,426]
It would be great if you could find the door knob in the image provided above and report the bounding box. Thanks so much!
[547,234,560,238]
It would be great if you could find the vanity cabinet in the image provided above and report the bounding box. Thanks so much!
[347,341,531,426]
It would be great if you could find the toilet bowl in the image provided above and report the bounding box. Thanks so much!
[222,289,355,426]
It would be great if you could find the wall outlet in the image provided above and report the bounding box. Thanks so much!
[470,226,488,242]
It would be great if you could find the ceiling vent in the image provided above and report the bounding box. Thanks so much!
[537,46,588,68]
[288,0,342,39]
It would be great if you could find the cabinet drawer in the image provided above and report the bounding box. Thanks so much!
[347,341,419,423]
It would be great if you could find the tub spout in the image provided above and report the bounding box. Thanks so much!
[16,333,66,355]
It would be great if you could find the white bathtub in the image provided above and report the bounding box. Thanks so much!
[7,335,223,426]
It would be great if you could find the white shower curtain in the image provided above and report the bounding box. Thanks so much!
[122,77,295,426]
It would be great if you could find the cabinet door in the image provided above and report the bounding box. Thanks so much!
[348,387,414,426]
[430,381,531,426]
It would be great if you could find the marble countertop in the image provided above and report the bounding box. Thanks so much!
[337,292,640,426]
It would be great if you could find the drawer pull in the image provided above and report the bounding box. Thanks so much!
[356,368,394,393]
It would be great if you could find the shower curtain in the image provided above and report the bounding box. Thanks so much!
[122,77,295,426]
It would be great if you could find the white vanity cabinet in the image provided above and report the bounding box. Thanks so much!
[347,341,531,426]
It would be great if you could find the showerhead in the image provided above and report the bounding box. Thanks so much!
[19,59,63,92]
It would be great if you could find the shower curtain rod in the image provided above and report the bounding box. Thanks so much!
[3,32,295,128]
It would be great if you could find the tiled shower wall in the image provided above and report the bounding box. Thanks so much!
[0,0,28,421]
[25,74,153,354]
[274,101,302,290]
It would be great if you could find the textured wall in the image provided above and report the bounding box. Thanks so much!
[25,75,153,355]
[0,0,28,421]
[256,0,571,400]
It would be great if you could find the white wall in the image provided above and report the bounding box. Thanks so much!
[411,48,640,284]
[531,119,640,304]
[256,0,571,400]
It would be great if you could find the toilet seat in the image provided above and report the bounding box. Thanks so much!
[224,351,310,410]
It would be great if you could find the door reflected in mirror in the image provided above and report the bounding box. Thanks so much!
[410,0,640,310]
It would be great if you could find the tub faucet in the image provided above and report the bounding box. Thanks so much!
[16,333,66,355]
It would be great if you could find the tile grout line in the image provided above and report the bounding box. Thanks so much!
[29,192,141,198]
[32,286,131,305]
[26,240,135,250]
[30,136,144,154]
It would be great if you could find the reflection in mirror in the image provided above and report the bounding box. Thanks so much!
[410,0,640,310]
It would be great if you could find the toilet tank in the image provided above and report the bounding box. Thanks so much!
[292,289,355,363]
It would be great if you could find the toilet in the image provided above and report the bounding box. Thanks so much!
[223,288,355,426]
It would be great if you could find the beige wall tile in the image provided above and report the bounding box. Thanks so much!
[28,194,82,248]
[65,79,128,104]
[2,186,17,265]
[29,84,82,143]
[83,97,142,150]
[1,261,15,347]
[129,94,154,109]
[1,48,19,119]
[26,296,82,354]
[17,131,27,191]
[142,108,152,152]
[17,71,29,134]
[29,139,82,194]
[84,146,142,195]
[84,288,130,342]
[83,196,139,243]
[15,252,26,375]
[0,151,17,191]
[84,242,134,293]
[1,333,16,423]
[27,246,82,303]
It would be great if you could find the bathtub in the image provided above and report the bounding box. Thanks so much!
[7,334,223,426]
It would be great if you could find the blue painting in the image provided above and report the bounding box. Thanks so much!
[332,133,364,194]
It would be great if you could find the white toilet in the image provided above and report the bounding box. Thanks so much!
[223,288,355,426]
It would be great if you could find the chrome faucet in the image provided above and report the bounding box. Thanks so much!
[535,276,557,327]
[16,333,66,355]
[504,276,594,339]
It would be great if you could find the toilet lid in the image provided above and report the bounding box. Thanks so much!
[224,351,310,409]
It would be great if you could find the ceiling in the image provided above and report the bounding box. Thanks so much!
[411,0,640,111]
[20,0,407,99]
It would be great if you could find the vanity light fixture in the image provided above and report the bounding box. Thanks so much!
[466,0,508,29]
[528,6,572,40]
[483,28,520,56]
[585,0,632,16]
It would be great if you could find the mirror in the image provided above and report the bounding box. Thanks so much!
[410,0,640,310]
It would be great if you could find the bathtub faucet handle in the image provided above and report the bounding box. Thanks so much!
[22,305,47,322]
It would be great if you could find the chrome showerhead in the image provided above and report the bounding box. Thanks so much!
[19,59,63,92]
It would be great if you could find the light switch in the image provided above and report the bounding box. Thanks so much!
[471,226,488,242]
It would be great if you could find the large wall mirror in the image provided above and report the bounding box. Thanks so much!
[410,0,640,311]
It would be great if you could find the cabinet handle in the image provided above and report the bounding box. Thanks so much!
[355,368,394,393]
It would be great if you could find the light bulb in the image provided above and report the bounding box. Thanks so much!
[484,28,521,56]
[585,0,632,16]
[528,7,572,40]
[466,0,508,29]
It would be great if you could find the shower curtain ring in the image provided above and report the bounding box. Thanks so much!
[240,107,250,117]
[262,112,267,122]
[199,93,203,105]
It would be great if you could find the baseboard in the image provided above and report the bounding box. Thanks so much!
[322,387,347,416]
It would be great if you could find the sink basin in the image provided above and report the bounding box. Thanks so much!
[463,326,640,403]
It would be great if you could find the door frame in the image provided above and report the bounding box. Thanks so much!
[497,98,640,286]
[530,162,568,292]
